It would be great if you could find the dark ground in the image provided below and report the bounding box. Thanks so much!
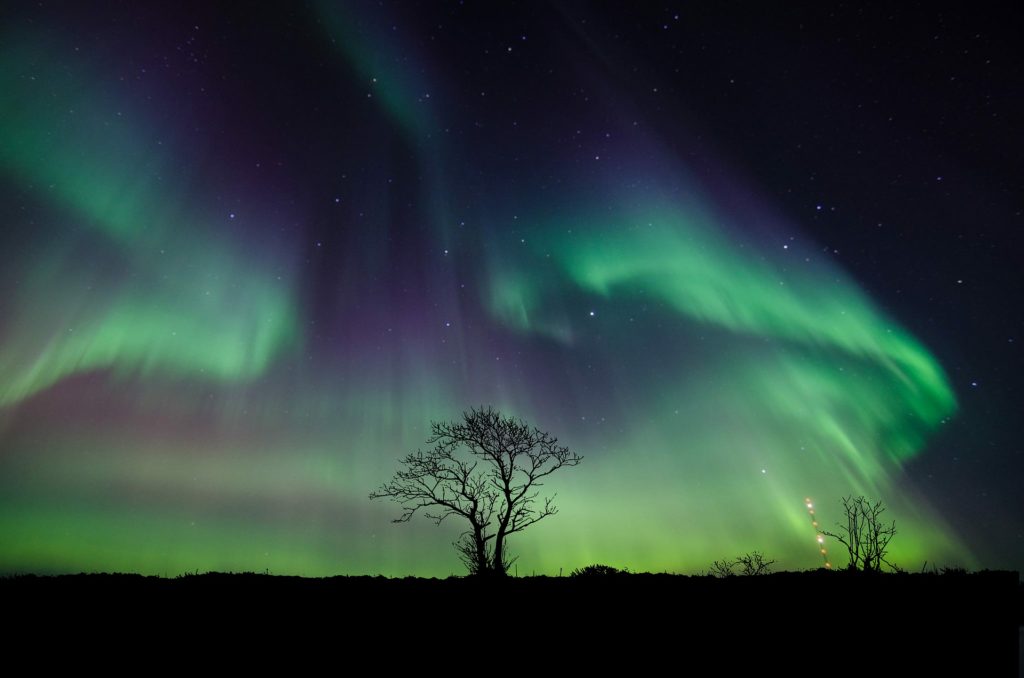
[2,569,1019,672]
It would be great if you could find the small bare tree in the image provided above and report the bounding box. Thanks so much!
[709,551,776,577]
[708,559,736,578]
[736,551,776,576]
[822,495,897,572]
[370,406,582,576]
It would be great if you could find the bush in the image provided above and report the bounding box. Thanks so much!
[708,559,736,578]
[736,551,776,576]
[570,564,627,577]
[708,551,776,577]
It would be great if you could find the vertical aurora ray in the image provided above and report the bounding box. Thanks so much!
[0,6,978,577]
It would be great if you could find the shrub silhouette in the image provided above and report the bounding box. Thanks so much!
[708,551,776,577]
[570,564,627,577]
[736,551,776,576]
[708,559,736,578]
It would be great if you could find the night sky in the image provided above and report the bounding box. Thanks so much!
[0,2,1020,577]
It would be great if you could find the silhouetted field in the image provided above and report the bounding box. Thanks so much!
[2,569,1018,671]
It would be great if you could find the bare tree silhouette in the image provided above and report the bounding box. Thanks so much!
[735,551,776,576]
[708,551,776,577]
[822,495,898,572]
[369,406,582,576]
[708,559,736,578]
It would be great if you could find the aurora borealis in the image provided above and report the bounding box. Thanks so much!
[1,3,1020,576]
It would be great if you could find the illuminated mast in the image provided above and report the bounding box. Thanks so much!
[805,498,832,569]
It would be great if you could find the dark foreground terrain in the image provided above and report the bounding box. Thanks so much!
[3,569,1019,672]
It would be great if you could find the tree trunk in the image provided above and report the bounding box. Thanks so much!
[469,524,489,576]
[474,531,488,575]
[492,530,507,576]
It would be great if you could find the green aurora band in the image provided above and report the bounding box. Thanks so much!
[0,37,300,407]
[0,19,972,576]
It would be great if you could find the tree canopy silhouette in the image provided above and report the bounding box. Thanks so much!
[369,406,583,576]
